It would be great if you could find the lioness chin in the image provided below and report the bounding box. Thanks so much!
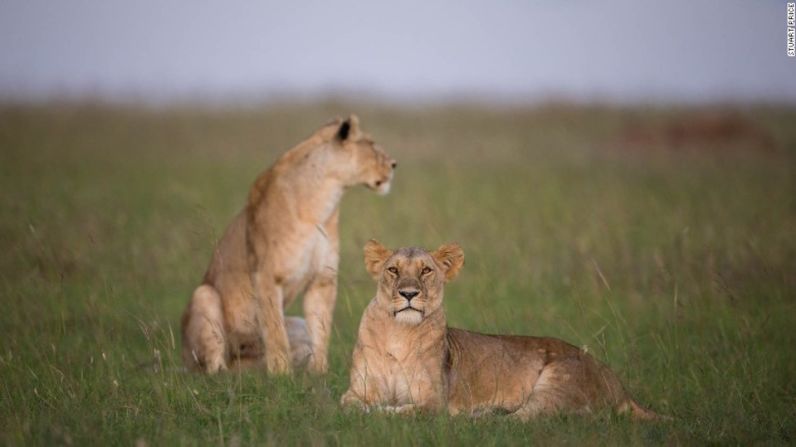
[341,241,667,421]
[181,116,396,375]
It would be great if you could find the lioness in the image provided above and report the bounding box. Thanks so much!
[341,241,664,420]
[182,116,396,375]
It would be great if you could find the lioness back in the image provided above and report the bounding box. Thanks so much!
[445,328,628,416]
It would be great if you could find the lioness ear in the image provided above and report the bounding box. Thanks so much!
[432,243,464,282]
[336,114,361,141]
[363,239,393,280]
[316,117,343,140]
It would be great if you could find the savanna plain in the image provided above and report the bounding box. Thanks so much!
[1,102,794,445]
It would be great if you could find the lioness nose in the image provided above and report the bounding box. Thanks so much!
[391,161,397,169]
[398,289,419,300]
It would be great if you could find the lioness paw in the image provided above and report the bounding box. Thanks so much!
[340,390,369,411]
[375,404,418,415]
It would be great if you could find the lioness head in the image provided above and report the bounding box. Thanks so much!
[363,240,464,325]
[330,115,396,195]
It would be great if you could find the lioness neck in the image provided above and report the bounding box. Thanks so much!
[362,299,448,360]
[253,142,346,225]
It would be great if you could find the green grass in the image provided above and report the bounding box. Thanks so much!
[1,102,795,445]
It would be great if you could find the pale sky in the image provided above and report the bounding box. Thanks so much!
[1,0,794,103]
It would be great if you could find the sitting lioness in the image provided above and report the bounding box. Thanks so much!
[341,241,664,420]
[182,116,396,375]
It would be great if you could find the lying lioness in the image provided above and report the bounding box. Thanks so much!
[341,241,664,420]
[182,116,396,375]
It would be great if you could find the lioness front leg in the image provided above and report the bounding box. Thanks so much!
[303,273,337,374]
[252,273,292,375]
[341,354,387,411]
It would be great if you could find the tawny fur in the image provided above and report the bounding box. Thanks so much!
[341,241,665,421]
[181,116,396,375]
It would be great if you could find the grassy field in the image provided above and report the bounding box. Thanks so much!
[1,101,794,445]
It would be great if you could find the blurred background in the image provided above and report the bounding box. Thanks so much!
[1,0,793,104]
[1,1,795,445]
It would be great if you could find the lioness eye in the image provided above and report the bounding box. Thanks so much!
[387,267,399,275]
[421,266,432,275]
